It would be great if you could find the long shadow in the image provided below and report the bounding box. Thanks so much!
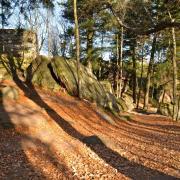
[127,116,180,132]
[0,87,45,179]
[0,87,73,179]
[0,88,14,129]
[60,100,180,151]
[6,57,179,179]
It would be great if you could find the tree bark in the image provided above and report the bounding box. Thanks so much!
[137,43,144,109]
[171,23,177,121]
[116,33,120,98]
[176,96,180,121]
[109,4,180,36]
[86,28,94,71]
[73,0,81,98]
[119,27,123,98]
[132,38,137,104]
[143,35,157,110]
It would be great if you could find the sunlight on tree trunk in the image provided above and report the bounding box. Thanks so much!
[171,24,177,121]
[73,0,81,98]
[144,35,157,110]
[137,43,144,109]
[132,38,137,104]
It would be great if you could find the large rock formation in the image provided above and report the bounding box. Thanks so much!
[25,56,134,113]
[0,85,19,101]
[157,91,180,120]
[158,102,180,120]
[0,29,37,70]
[26,56,61,91]
[50,56,134,113]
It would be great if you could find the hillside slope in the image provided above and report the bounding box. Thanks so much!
[0,80,180,180]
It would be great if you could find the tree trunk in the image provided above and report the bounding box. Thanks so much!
[87,28,94,71]
[122,73,129,96]
[176,96,180,121]
[143,35,157,110]
[132,38,137,104]
[1,2,4,52]
[137,44,144,109]
[47,7,51,57]
[1,1,4,29]
[119,27,123,98]
[171,23,177,121]
[73,0,81,98]
[116,33,120,98]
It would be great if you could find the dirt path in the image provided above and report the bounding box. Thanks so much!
[0,81,180,179]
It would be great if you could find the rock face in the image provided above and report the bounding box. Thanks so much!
[158,102,180,120]
[50,57,118,112]
[26,56,61,91]
[0,29,37,69]
[50,57,134,113]
[0,86,19,101]
[0,63,12,80]
[118,94,134,112]
[158,91,180,120]
[25,56,134,113]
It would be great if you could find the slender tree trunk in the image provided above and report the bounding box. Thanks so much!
[116,33,120,98]
[47,8,51,57]
[137,44,144,109]
[87,28,94,71]
[171,23,177,121]
[132,38,137,103]
[116,28,124,98]
[176,96,180,121]
[151,65,155,99]
[99,32,104,79]
[121,73,129,96]
[73,0,81,98]
[1,1,4,29]
[1,2,4,52]
[143,35,157,110]
[119,27,123,98]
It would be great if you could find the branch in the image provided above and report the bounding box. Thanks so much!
[108,4,180,35]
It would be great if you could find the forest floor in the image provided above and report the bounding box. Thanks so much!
[0,80,180,180]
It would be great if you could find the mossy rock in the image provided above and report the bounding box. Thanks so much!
[158,102,180,120]
[26,56,61,91]
[50,56,120,112]
[0,65,12,80]
[159,103,173,117]
[0,86,19,100]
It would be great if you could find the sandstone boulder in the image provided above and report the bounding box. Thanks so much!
[26,56,61,91]
[50,56,134,113]
[0,86,19,100]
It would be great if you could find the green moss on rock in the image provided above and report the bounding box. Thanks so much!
[26,56,61,91]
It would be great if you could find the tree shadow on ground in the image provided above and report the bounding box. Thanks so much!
[0,89,44,179]
[127,118,180,131]
[4,57,178,180]
[0,93,73,179]
[0,89,14,129]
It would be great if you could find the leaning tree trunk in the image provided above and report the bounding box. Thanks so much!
[73,0,81,98]
[143,35,157,110]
